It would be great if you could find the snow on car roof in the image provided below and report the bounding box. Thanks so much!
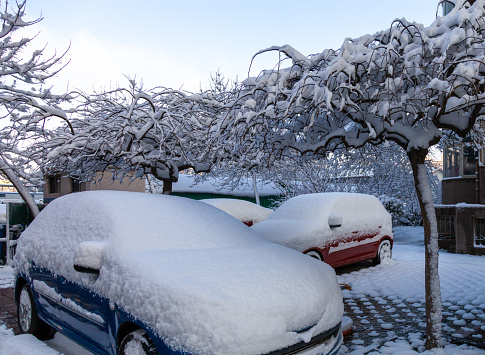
[201,198,272,224]
[21,191,265,255]
[268,192,388,221]
[15,191,344,354]
[252,193,392,252]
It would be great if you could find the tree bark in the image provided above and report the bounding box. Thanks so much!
[0,158,40,218]
[162,178,172,195]
[253,172,260,205]
[408,148,442,349]
[147,175,157,193]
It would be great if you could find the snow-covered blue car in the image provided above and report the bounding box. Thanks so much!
[14,191,344,355]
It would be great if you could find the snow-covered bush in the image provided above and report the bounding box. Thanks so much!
[376,195,423,226]
[377,195,407,226]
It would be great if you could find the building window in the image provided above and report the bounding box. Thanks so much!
[444,143,477,178]
[442,1,455,16]
[71,178,81,192]
[475,218,485,247]
[48,174,61,194]
[444,146,460,177]
[463,145,477,176]
[438,215,455,241]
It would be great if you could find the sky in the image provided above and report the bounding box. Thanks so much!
[22,0,441,94]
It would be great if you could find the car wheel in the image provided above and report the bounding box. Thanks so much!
[17,284,53,339]
[373,239,392,265]
[305,250,323,261]
[119,329,157,355]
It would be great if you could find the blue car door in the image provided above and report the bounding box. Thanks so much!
[30,265,63,326]
[29,266,110,350]
[54,275,111,349]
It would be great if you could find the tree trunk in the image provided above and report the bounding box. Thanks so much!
[253,172,260,205]
[162,179,172,195]
[408,148,442,349]
[147,175,157,193]
[0,158,40,218]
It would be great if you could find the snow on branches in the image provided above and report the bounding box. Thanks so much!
[44,81,226,192]
[222,0,485,159]
[0,1,70,117]
[0,1,72,216]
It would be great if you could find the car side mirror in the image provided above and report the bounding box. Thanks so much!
[328,213,342,228]
[73,241,106,275]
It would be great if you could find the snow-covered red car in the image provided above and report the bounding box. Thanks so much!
[251,193,393,268]
[201,198,272,226]
[14,191,343,355]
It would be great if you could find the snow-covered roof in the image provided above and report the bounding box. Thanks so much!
[15,191,343,354]
[172,174,281,197]
[0,204,5,224]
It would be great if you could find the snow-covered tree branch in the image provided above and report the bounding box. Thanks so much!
[43,79,229,194]
[0,1,72,217]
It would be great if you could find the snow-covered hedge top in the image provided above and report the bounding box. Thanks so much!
[0,204,5,224]
[252,193,392,252]
[15,191,343,355]
[201,198,272,224]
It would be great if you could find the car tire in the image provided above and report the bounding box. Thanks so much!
[119,329,157,355]
[373,239,392,265]
[17,283,53,340]
[305,250,323,261]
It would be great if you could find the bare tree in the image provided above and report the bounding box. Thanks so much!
[0,1,72,216]
[44,80,226,194]
[220,0,485,348]
[271,145,410,193]
[267,144,440,224]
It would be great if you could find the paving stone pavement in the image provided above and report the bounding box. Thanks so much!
[1,283,485,351]
[343,293,485,350]
[0,287,19,334]
[334,261,485,351]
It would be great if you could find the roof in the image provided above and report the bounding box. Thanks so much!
[172,174,281,197]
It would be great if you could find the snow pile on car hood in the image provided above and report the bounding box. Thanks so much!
[201,198,272,224]
[252,192,393,252]
[15,191,343,355]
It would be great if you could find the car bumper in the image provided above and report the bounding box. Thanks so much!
[299,329,342,355]
[265,323,342,355]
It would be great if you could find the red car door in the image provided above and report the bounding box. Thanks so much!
[358,226,385,260]
[324,233,363,267]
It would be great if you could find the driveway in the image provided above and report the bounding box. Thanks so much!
[1,226,485,354]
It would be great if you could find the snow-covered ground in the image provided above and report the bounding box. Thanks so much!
[338,226,485,355]
[0,265,13,289]
[0,326,93,355]
[1,226,485,354]
[339,226,485,304]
